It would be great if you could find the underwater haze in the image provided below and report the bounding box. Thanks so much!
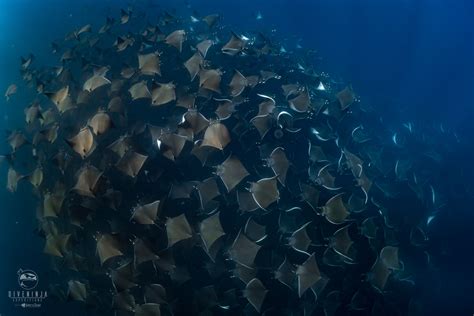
[0,0,473,315]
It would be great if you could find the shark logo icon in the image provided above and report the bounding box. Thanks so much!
[17,269,38,290]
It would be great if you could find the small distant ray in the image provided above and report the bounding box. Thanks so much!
[5,84,17,101]
[129,81,152,101]
[289,88,311,113]
[343,149,372,202]
[115,35,134,52]
[130,200,160,225]
[196,39,214,58]
[67,127,96,159]
[98,17,115,34]
[199,211,225,258]
[184,52,204,81]
[151,82,176,106]
[282,84,301,98]
[299,182,320,212]
[314,164,342,190]
[222,32,247,55]
[133,238,159,267]
[330,225,355,261]
[250,114,272,139]
[368,257,391,292]
[336,85,355,110]
[296,253,323,298]
[182,110,209,135]
[115,150,148,178]
[257,94,276,116]
[260,70,280,83]
[72,165,102,197]
[165,30,186,52]
[199,68,222,93]
[45,86,72,113]
[88,110,113,136]
[83,72,111,92]
[196,177,220,208]
[120,9,131,24]
[111,261,137,292]
[28,166,43,189]
[138,52,161,76]
[67,280,87,301]
[215,99,236,120]
[24,103,42,124]
[96,234,123,265]
[135,303,161,316]
[216,155,249,192]
[176,90,196,109]
[289,222,312,254]
[250,176,279,209]
[232,263,257,285]
[275,258,296,289]
[7,131,28,152]
[121,64,136,79]
[324,291,342,316]
[107,135,131,158]
[144,284,167,304]
[380,246,403,270]
[243,278,268,313]
[113,290,136,311]
[321,193,349,224]
[268,147,290,186]
[229,70,248,97]
[44,233,70,258]
[229,230,261,268]
[166,213,193,247]
[361,217,378,239]
[243,218,266,242]
[347,192,367,213]
[237,190,259,213]
[42,192,65,218]
[201,122,230,150]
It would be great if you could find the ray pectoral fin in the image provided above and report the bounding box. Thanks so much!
[244,278,268,312]
[250,176,279,209]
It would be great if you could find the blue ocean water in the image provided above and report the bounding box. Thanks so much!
[0,0,472,315]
